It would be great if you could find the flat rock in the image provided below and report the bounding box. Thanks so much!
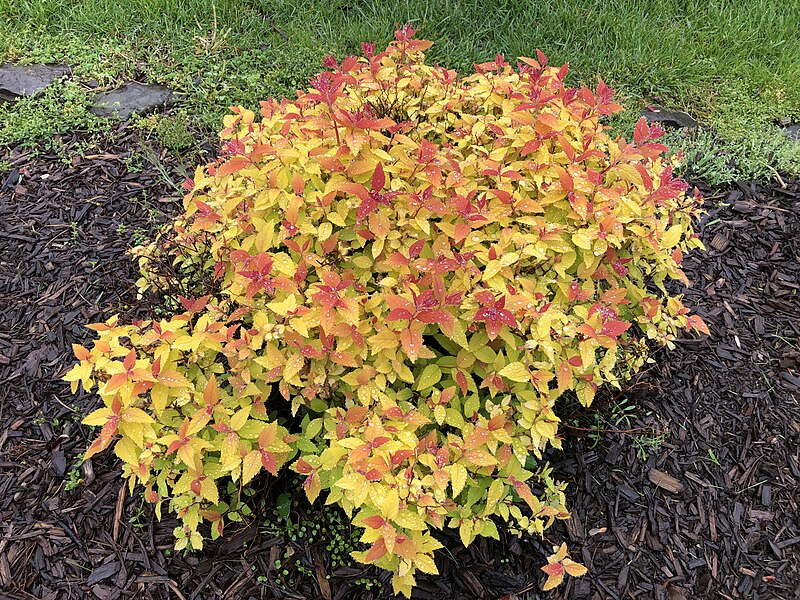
[642,104,699,129]
[782,124,800,141]
[0,64,69,102]
[90,82,173,119]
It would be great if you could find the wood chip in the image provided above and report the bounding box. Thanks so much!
[648,469,685,493]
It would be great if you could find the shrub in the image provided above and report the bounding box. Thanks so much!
[65,25,706,596]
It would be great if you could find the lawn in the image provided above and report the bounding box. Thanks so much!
[1,0,799,182]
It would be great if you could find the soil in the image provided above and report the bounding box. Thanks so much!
[1,132,798,600]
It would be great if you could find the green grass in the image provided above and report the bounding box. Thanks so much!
[1,0,799,183]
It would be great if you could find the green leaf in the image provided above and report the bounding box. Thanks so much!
[276,492,292,519]
[304,418,323,440]
[449,320,469,349]
[416,364,442,391]
[481,518,500,540]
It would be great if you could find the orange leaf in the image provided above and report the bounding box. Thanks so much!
[399,327,423,362]
[72,344,91,362]
[216,156,250,177]
[557,361,572,391]
[364,538,387,563]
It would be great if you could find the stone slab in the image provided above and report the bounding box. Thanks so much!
[782,124,800,142]
[641,104,699,129]
[0,64,70,102]
[90,82,173,119]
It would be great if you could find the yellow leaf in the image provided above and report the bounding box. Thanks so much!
[414,553,439,575]
[535,420,557,440]
[542,571,564,591]
[267,294,298,317]
[391,572,414,599]
[120,421,145,448]
[433,404,445,425]
[241,450,261,485]
[158,369,190,389]
[563,558,588,577]
[317,222,333,242]
[114,437,139,467]
[64,362,93,385]
[393,510,426,531]
[449,463,468,497]
[230,407,250,431]
[200,478,219,504]
[484,479,506,516]
[459,520,474,547]
[498,361,530,383]
[83,407,111,427]
[662,224,682,248]
[382,490,400,520]
[571,231,593,250]
[283,353,305,383]
[151,383,169,416]
[121,407,154,424]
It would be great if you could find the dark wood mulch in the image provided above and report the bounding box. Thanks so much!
[1,133,798,600]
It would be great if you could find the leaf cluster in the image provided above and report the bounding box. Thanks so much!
[66,26,706,596]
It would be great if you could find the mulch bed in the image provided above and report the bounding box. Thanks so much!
[1,133,798,600]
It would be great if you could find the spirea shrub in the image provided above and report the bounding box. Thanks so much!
[66,25,707,595]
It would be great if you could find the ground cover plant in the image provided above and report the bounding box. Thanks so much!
[65,27,708,596]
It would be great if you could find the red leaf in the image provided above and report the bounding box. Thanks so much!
[536,49,548,67]
[409,239,426,258]
[601,320,631,338]
[372,162,385,191]
[634,117,649,145]
[557,167,573,192]
[400,327,423,361]
[542,562,564,577]
[294,458,314,474]
[386,308,413,322]
[123,349,136,371]
[456,370,469,395]
[105,372,128,393]
[339,182,369,202]
[260,450,278,475]
[216,156,250,177]
[391,449,413,466]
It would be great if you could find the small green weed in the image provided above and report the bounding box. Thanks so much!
[0,79,106,147]
[261,494,385,594]
[154,113,195,152]
[65,455,84,491]
[567,395,667,461]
